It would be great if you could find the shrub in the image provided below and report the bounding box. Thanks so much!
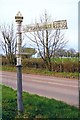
[63,60,78,72]
[22,58,46,69]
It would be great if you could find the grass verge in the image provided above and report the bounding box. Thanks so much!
[1,65,78,79]
[2,84,80,119]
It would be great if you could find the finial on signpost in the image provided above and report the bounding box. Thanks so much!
[15,11,23,22]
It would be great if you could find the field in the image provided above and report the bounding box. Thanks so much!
[1,84,80,119]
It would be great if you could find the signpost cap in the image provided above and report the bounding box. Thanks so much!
[15,11,23,22]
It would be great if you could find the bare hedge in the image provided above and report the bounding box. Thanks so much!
[2,57,79,72]
[22,58,79,72]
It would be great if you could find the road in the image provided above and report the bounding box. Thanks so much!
[0,71,79,107]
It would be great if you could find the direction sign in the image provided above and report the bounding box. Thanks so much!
[23,20,67,32]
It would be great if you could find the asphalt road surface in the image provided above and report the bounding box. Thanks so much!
[0,71,79,107]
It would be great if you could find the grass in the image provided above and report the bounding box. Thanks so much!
[1,84,80,119]
[52,57,78,62]
[1,65,78,79]
[1,65,16,72]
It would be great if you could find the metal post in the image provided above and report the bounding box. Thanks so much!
[15,11,24,114]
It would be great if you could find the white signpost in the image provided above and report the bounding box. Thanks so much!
[23,20,67,32]
[15,11,68,114]
[15,11,24,114]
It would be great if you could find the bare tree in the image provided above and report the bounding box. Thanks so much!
[24,12,68,71]
[0,24,16,64]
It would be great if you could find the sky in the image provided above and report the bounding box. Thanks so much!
[0,0,79,54]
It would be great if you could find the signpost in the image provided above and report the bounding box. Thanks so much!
[15,11,68,114]
[23,20,67,32]
[15,11,24,114]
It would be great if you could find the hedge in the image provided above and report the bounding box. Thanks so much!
[22,58,79,72]
[2,57,79,72]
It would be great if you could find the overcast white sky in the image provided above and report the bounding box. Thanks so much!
[0,0,79,53]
